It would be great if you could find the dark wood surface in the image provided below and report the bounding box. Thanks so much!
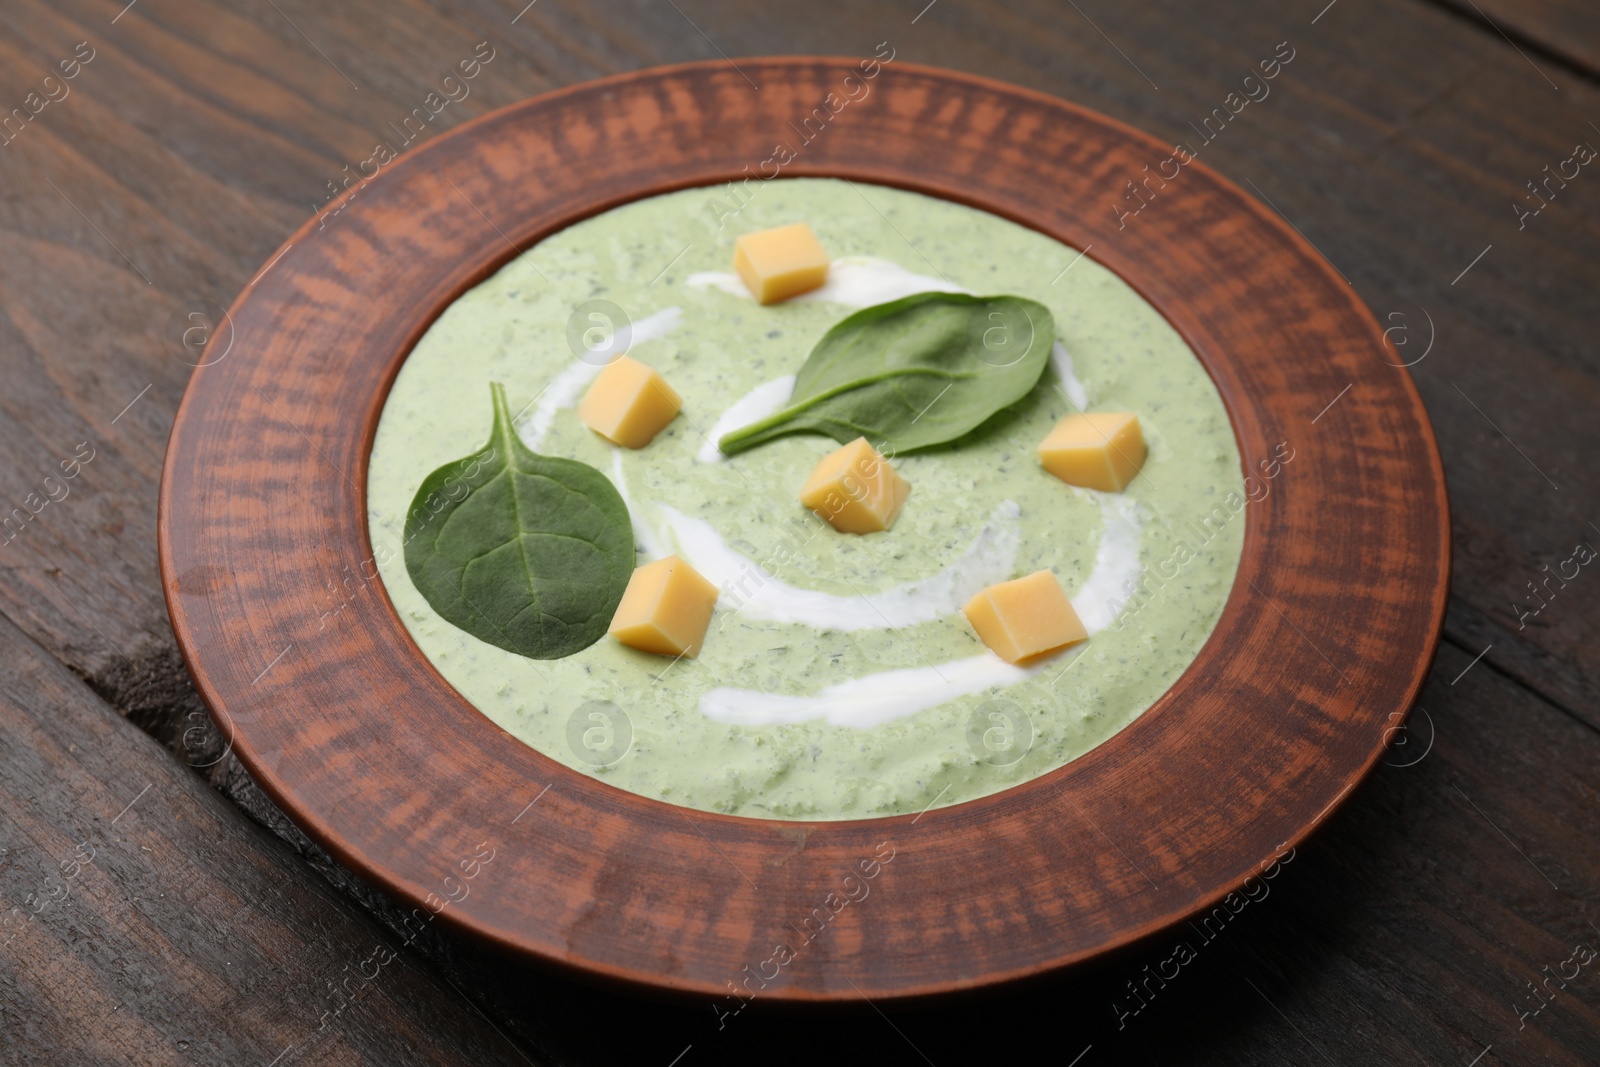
[0,0,1595,1062]
[157,56,1449,1002]
[1440,0,1600,82]
[0,616,528,1064]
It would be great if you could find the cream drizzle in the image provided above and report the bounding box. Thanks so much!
[516,306,682,451]
[656,501,1023,631]
[696,375,795,463]
[695,491,1143,729]
[699,651,1041,729]
[543,262,1134,731]
[1051,341,1089,410]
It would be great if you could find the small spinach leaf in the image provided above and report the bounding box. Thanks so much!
[717,292,1055,456]
[404,382,635,660]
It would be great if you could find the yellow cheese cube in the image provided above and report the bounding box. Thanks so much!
[963,570,1087,664]
[798,437,910,534]
[608,555,719,657]
[1038,412,1147,492]
[734,222,830,304]
[577,355,682,449]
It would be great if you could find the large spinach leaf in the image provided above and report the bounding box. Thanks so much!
[717,292,1055,456]
[404,382,635,660]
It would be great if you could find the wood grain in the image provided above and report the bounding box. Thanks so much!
[383,634,1600,1065]
[1,0,1594,796]
[0,0,1595,1059]
[1434,0,1600,82]
[0,617,531,1065]
[3,0,1593,829]
[159,58,1447,1001]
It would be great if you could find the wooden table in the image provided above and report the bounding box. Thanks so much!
[1,0,1596,1062]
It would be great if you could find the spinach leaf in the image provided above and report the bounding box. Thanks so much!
[717,292,1055,457]
[404,382,635,660]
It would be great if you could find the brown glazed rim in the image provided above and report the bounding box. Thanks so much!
[158,58,1449,1004]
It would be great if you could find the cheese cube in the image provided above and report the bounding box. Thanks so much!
[1038,412,1147,492]
[963,570,1087,664]
[578,355,682,449]
[608,555,719,657]
[798,437,910,534]
[734,222,830,304]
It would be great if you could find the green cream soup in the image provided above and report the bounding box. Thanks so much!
[367,179,1244,819]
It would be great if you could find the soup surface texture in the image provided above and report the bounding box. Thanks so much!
[366,179,1245,819]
